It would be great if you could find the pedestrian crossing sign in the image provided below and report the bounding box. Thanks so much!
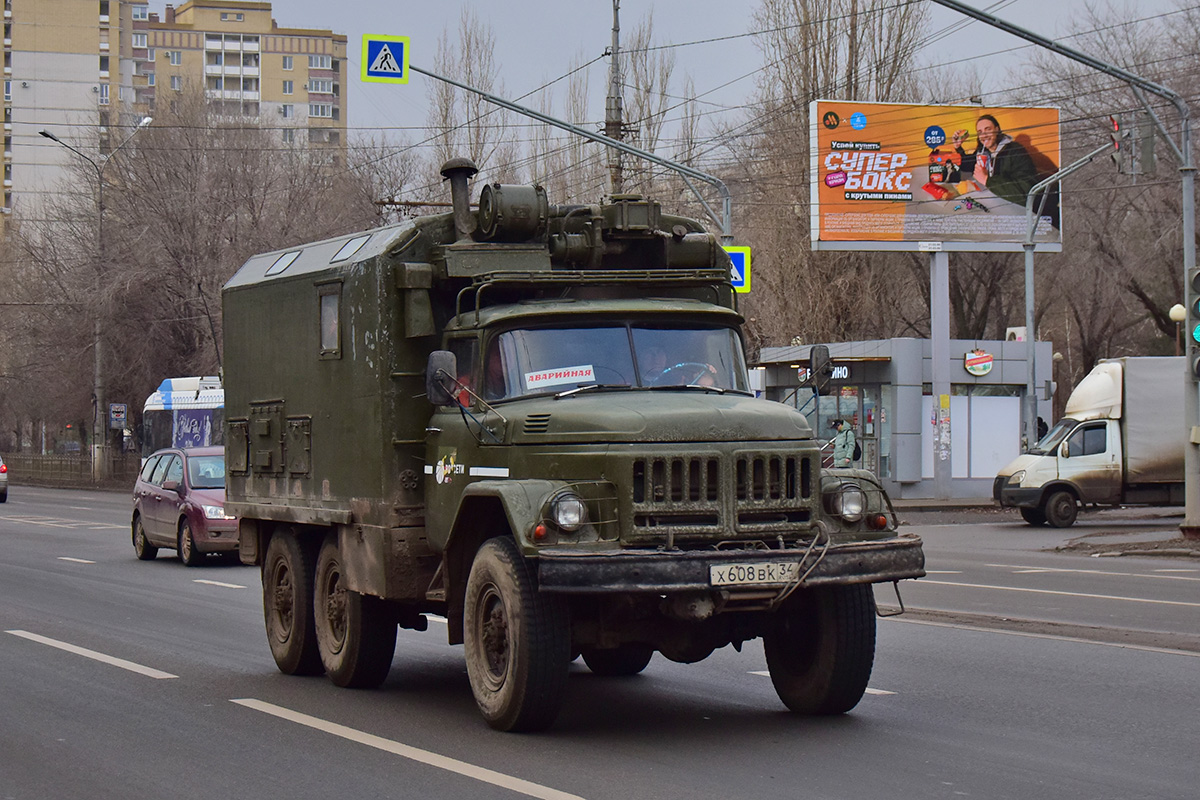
[362,35,409,84]
[723,246,751,293]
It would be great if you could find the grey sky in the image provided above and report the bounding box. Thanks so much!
[254,0,1180,139]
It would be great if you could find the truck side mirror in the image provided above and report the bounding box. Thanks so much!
[809,345,832,395]
[426,350,459,406]
[1060,441,1070,459]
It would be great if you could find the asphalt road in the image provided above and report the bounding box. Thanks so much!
[1,486,1197,800]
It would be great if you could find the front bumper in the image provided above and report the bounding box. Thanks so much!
[993,477,1042,509]
[537,533,924,594]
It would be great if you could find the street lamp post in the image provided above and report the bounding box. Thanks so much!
[38,117,152,480]
[1170,303,1187,357]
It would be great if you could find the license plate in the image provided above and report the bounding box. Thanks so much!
[709,561,801,587]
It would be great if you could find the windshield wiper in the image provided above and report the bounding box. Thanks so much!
[646,383,730,395]
[554,383,634,399]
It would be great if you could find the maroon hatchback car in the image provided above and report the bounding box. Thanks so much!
[131,446,237,566]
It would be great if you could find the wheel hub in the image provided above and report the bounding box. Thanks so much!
[479,588,509,686]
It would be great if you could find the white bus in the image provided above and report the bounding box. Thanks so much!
[141,376,224,459]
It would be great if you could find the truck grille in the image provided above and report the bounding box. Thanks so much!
[630,453,812,541]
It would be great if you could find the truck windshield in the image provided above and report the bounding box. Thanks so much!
[483,325,750,400]
[1029,418,1079,455]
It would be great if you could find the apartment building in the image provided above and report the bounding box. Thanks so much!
[5,0,346,231]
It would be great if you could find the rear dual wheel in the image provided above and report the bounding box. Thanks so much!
[263,530,323,675]
[314,536,396,688]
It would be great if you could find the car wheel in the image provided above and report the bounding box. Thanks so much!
[262,529,323,675]
[764,584,876,715]
[178,520,202,567]
[132,514,158,561]
[1019,507,1047,526]
[314,536,396,688]
[0,488,7,503]
[1044,490,1078,528]
[580,644,654,677]
[464,537,570,732]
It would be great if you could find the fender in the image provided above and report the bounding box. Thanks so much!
[440,478,564,644]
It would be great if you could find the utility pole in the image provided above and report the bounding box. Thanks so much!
[605,0,624,195]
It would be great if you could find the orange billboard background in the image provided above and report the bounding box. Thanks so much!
[810,101,1061,249]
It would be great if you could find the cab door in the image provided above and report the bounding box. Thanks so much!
[1057,420,1121,504]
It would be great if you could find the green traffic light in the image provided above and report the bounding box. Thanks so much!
[1193,323,1200,344]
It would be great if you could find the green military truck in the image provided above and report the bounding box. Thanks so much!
[223,158,924,731]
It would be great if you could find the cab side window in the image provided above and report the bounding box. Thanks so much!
[1067,424,1106,457]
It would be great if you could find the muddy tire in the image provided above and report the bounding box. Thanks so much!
[263,530,323,675]
[764,584,876,715]
[464,537,570,732]
[178,520,201,567]
[314,536,397,688]
[1019,507,1047,527]
[132,515,158,561]
[581,644,654,677]
[1044,490,1078,528]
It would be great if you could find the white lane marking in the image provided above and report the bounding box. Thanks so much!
[193,579,246,589]
[918,579,1200,608]
[57,557,95,564]
[0,514,123,531]
[748,671,895,694]
[68,506,93,511]
[988,563,1200,582]
[5,630,178,679]
[883,617,1200,659]
[924,570,962,574]
[231,699,584,800]
[428,614,448,625]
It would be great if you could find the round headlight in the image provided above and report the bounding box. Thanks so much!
[551,492,587,532]
[1007,470,1025,486]
[837,484,865,523]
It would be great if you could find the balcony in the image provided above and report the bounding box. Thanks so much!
[205,64,223,75]
[100,42,109,51]
[240,66,259,77]
[243,40,259,53]
[242,90,260,100]
[223,40,242,51]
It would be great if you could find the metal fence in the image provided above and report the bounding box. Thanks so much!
[5,453,142,489]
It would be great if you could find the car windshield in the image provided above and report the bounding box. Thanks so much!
[479,325,750,401]
[1029,418,1078,455]
[188,455,225,489]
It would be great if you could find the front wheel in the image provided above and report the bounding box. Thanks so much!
[581,644,653,677]
[763,584,876,715]
[314,536,397,688]
[262,529,323,675]
[1019,507,1047,526]
[1044,490,1078,528]
[464,537,570,732]
[178,520,201,567]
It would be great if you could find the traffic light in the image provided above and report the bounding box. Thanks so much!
[1136,112,1156,176]
[1190,269,1200,380]
[1109,115,1124,173]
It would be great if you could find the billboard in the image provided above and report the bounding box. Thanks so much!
[810,101,1061,252]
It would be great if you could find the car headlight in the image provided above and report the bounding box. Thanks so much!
[550,492,587,532]
[834,484,865,523]
[202,504,233,520]
[1007,470,1025,486]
